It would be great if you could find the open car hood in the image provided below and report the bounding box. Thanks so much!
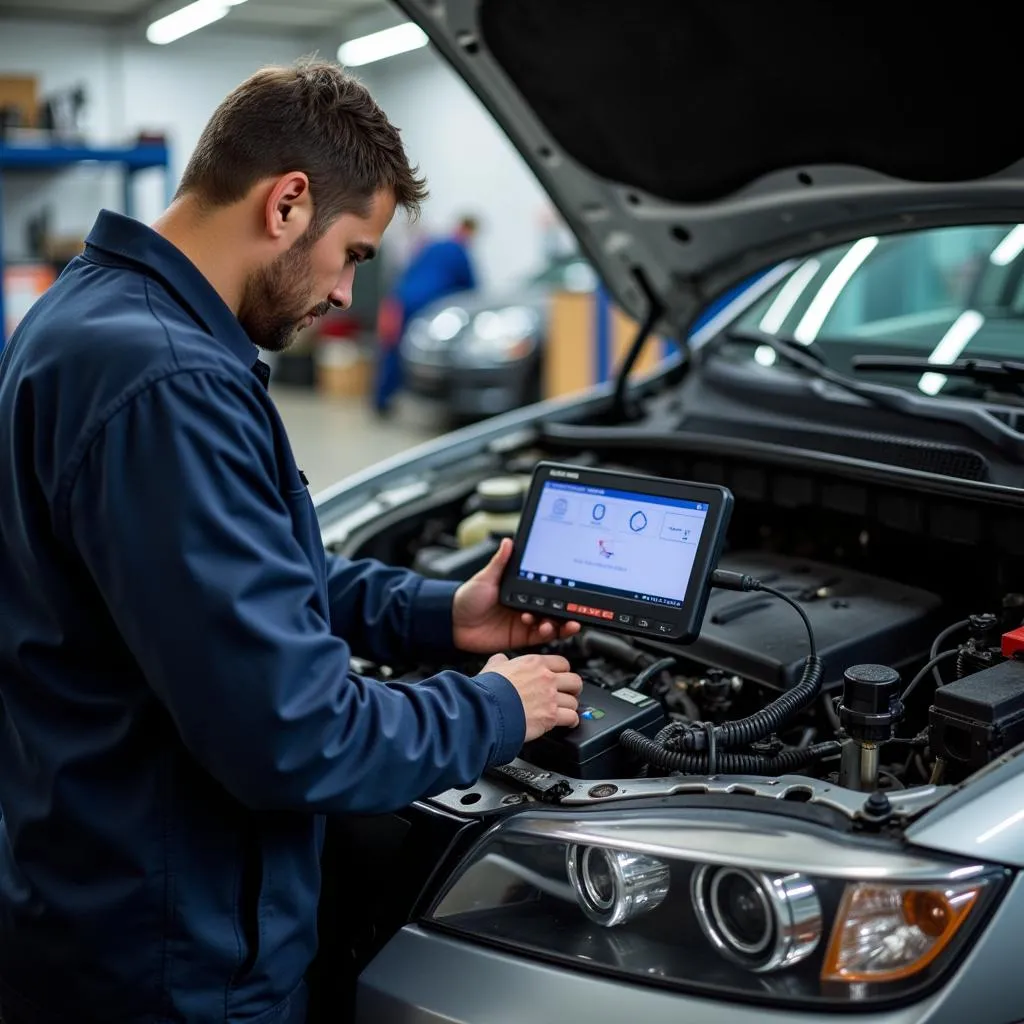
[393,0,1024,336]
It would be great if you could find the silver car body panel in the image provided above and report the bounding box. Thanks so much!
[907,745,1024,867]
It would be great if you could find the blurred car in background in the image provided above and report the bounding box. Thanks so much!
[399,252,599,421]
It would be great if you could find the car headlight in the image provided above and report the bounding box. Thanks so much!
[423,809,1007,1009]
[405,307,469,354]
[428,307,469,342]
[458,306,539,364]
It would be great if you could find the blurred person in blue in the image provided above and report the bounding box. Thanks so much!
[374,213,479,414]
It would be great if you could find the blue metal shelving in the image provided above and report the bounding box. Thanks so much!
[0,142,171,348]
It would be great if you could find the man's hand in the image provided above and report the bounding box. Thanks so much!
[453,538,581,654]
[482,653,582,740]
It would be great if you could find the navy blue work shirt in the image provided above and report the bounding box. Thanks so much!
[0,210,525,1023]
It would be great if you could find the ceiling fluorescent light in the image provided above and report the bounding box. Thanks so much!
[793,236,879,344]
[990,224,1024,266]
[917,309,985,396]
[758,258,821,334]
[147,0,245,46]
[338,23,428,67]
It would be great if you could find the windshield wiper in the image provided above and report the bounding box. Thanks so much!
[727,329,890,400]
[725,328,1024,464]
[851,355,1024,398]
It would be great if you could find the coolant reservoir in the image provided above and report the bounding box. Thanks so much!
[456,476,527,548]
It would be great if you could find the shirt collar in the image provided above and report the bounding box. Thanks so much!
[83,210,262,377]
[251,358,271,390]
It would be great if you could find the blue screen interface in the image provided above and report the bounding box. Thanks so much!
[518,481,709,608]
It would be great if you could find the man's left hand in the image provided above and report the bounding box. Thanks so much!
[452,538,581,654]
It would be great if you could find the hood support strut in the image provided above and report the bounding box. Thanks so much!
[611,268,667,420]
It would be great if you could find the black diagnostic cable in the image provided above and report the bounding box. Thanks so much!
[621,570,825,771]
[623,570,824,759]
[712,571,817,660]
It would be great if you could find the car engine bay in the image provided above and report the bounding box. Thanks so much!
[327,438,1024,820]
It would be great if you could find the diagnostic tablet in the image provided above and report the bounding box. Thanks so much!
[501,462,733,643]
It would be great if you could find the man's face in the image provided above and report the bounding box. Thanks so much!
[239,188,396,352]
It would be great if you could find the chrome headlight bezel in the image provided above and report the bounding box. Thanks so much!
[422,807,1008,1011]
[565,843,671,927]
[691,865,823,973]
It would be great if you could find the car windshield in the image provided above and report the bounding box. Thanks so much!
[529,256,597,293]
[732,224,1024,398]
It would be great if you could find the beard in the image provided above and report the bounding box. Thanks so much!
[238,235,331,352]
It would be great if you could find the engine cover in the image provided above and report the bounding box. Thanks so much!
[659,551,943,691]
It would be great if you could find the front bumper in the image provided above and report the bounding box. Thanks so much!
[403,357,535,417]
[356,872,1024,1024]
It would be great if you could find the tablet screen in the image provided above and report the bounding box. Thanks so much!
[516,480,710,611]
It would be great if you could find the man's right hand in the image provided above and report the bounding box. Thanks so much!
[482,653,583,742]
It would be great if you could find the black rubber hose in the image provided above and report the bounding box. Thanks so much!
[638,721,686,778]
[580,630,650,671]
[671,655,825,752]
[930,618,970,686]
[654,721,684,744]
[901,649,960,703]
[630,656,677,693]
[621,729,839,775]
[675,689,702,722]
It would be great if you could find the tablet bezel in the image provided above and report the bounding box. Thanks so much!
[500,461,734,643]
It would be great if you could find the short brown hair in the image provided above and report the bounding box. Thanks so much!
[176,57,427,235]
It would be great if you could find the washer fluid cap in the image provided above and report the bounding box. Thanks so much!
[476,476,526,514]
[839,664,902,742]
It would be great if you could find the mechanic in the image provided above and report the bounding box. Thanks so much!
[0,60,582,1024]
[373,212,480,415]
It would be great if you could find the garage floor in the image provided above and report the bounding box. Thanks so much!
[270,385,444,494]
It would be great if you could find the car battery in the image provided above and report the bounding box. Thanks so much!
[930,658,1024,775]
[520,680,666,780]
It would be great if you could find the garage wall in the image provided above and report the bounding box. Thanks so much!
[0,20,121,258]
[0,14,558,292]
[118,30,317,225]
[0,19,310,259]
[357,44,556,293]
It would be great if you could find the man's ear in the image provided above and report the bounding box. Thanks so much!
[264,172,313,245]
